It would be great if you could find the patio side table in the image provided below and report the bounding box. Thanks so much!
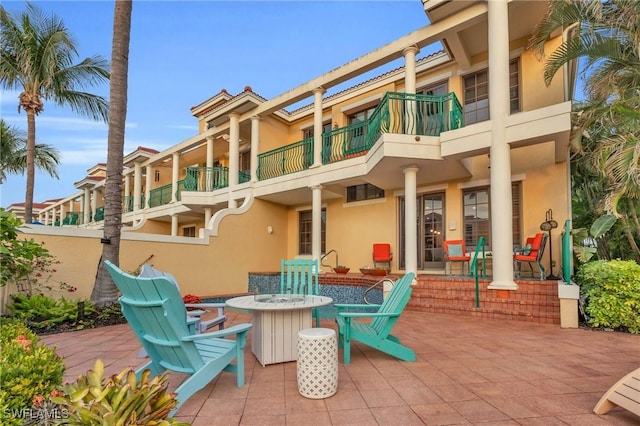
[297,328,338,399]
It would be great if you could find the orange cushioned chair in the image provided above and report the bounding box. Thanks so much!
[443,240,470,275]
[514,232,547,280]
[372,243,393,270]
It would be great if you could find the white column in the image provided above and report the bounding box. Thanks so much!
[171,214,178,237]
[134,162,142,211]
[403,46,419,135]
[250,115,260,182]
[403,166,419,276]
[312,87,325,168]
[91,189,98,220]
[124,174,131,212]
[204,207,212,229]
[488,0,517,290]
[145,165,153,209]
[206,136,214,191]
[171,152,179,203]
[58,204,65,226]
[403,46,419,93]
[68,199,74,213]
[311,185,323,263]
[228,112,240,208]
[83,188,91,223]
[45,210,50,225]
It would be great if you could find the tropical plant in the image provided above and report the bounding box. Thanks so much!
[52,359,189,425]
[573,214,616,263]
[0,118,60,185]
[529,0,640,261]
[7,294,94,330]
[91,0,132,307]
[0,317,65,425]
[0,2,109,223]
[576,259,640,333]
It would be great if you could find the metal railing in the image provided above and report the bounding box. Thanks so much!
[147,180,184,208]
[561,219,572,283]
[183,166,250,192]
[469,236,486,308]
[320,249,340,270]
[257,138,313,180]
[257,91,464,180]
[363,277,395,305]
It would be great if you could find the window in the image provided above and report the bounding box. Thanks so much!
[347,106,377,152]
[463,59,520,125]
[182,226,196,237]
[298,209,326,255]
[418,82,448,134]
[302,122,332,140]
[462,183,521,250]
[239,151,250,176]
[346,184,384,202]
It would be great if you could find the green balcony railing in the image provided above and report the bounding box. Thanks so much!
[148,180,184,208]
[183,167,251,191]
[257,138,313,180]
[94,207,104,222]
[258,91,464,180]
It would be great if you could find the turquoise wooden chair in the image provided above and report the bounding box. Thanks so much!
[280,259,320,326]
[104,261,252,415]
[334,272,416,364]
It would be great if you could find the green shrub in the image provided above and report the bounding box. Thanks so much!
[52,360,189,425]
[7,293,95,330]
[576,259,640,333]
[0,318,65,426]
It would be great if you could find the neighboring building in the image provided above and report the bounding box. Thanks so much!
[35,1,575,291]
[7,200,58,224]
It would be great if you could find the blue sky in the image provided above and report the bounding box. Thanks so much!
[1,0,436,208]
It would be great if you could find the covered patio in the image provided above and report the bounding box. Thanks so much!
[41,309,638,425]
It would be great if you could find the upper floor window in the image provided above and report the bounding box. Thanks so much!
[182,226,196,238]
[346,184,385,202]
[463,59,520,125]
[302,122,332,140]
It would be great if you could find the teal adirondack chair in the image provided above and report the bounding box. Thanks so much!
[104,261,252,415]
[334,272,416,364]
[280,259,320,327]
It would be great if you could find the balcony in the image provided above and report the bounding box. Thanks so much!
[147,180,185,208]
[257,91,463,180]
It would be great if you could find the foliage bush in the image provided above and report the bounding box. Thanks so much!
[0,318,65,425]
[7,293,95,330]
[52,360,189,425]
[576,259,640,333]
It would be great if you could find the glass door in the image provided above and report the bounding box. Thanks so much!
[420,193,445,269]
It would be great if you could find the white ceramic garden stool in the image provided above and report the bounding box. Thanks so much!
[297,327,338,399]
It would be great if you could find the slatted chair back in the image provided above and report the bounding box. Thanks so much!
[106,261,204,373]
[370,272,414,335]
[280,259,319,296]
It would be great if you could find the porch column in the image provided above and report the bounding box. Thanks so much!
[145,165,153,209]
[171,152,180,203]
[403,46,419,93]
[124,174,131,213]
[58,204,65,226]
[487,0,517,290]
[204,207,212,229]
[44,210,50,225]
[171,214,178,237]
[133,162,142,211]
[228,112,240,208]
[83,188,91,223]
[403,166,419,276]
[91,189,98,221]
[250,115,260,182]
[311,184,323,263]
[312,87,325,168]
[68,199,74,213]
[206,136,214,191]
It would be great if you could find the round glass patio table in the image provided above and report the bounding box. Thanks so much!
[226,294,333,366]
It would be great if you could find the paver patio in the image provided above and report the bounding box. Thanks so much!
[41,310,639,425]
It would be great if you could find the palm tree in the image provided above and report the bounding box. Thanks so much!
[0,118,60,185]
[91,0,133,307]
[0,2,109,223]
[528,0,640,259]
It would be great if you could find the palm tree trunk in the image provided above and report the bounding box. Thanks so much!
[91,0,132,306]
[24,112,36,223]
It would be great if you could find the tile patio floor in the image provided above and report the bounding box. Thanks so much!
[41,310,639,425]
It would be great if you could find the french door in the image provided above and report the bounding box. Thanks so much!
[399,192,446,270]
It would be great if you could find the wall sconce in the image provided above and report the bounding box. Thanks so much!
[267,226,273,234]
[154,170,160,182]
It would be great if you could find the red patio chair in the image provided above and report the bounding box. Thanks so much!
[514,233,547,280]
[443,240,470,275]
[372,243,393,270]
